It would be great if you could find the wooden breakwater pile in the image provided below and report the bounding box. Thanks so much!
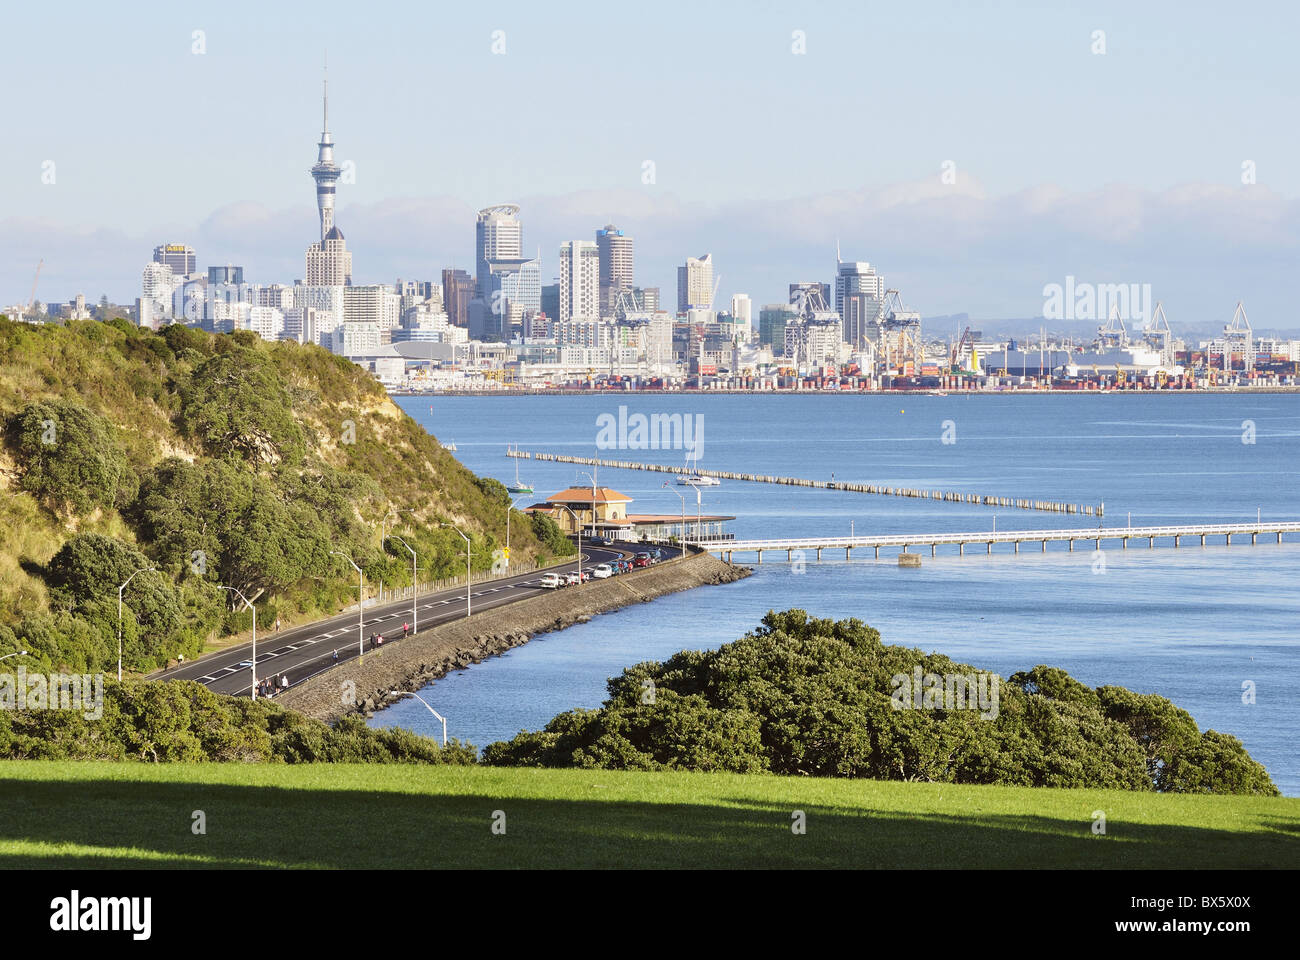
[506,449,1102,517]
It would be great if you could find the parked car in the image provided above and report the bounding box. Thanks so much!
[563,571,581,585]
[633,554,650,568]
[539,573,563,589]
[588,536,609,546]
[591,563,614,579]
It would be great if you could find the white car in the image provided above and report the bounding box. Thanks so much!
[538,573,563,589]
[590,563,614,579]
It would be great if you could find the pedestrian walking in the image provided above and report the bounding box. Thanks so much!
[332,648,339,663]
[369,634,376,651]
[280,673,289,692]
[177,654,184,668]
[275,617,282,632]
[376,633,384,647]
[402,622,409,638]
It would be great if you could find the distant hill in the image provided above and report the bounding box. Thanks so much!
[0,317,567,673]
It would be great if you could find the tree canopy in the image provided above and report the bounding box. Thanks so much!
[483,610,1278,796]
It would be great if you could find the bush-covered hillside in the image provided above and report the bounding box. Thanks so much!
[482,610,1278,796]
[0,317,568,674]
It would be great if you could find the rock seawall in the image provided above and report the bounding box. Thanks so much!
[278,551,751,724]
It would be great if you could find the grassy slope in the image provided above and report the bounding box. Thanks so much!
[1,761,1295,869]
[0,319,547,628]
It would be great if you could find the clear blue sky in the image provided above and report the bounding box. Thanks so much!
[4,0,1298,328]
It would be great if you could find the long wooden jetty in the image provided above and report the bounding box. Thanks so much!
[506,448,1102,517]
[690,521,1300,563]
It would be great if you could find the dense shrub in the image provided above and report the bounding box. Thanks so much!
[530,512,577,557]
[7,399,137,515]
[483,610,1278,795]
[0,679,476,765]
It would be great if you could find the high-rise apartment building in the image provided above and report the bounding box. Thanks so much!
[305,227,353,285]
[475,204,522,297]
[343,284,401,331]
[596,224,634,319]
[141,261,178,318]
[558,241,600,322]
[677,254,713,314]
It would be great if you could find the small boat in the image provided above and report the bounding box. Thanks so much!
[506,445,533,494]
[677,474,720,486]
[929,390,949,396]
[441,440,457,451]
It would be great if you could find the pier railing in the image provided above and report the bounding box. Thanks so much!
[692,521,1300,561]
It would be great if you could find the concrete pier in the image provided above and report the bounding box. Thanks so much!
[510,448,1103,517]
[688,521,1300,564]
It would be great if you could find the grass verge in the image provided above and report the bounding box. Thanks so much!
[1,761,1296,869]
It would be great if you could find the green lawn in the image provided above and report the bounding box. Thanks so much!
[1,761,1295,869]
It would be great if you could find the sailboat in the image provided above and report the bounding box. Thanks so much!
[507,445,533,494]
[675,448,720,486]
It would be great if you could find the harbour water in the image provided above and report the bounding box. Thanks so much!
[372,394,1300,795]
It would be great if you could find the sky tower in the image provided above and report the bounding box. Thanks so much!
[310,70,341,241]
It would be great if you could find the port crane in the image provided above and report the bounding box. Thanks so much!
[947,325,974,374]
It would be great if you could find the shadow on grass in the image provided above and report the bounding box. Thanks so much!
[1,777,1295,870]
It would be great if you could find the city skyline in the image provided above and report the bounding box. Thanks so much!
[4,0,1300,326]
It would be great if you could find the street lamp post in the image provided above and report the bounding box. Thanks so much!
[556,506,583,582]
[117,566,155,682]
[390,535,418,635]
[0,650,28,665]
[440,523,472,618]
[662,482,686,544]
[330,551,365,661]
[580,471,599,540]
[389,689,447,746]
[378,509,400,602]
[219,586,257,699]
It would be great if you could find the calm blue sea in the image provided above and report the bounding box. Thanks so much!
[372,394,1300,795]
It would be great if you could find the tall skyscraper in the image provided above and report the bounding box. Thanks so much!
[481,257,541,340]
[153,244,196,277]
[677,254,713,314]
[311,72,342,242]
[596,224,634,319]
[835,259,885,350]
[475,204,522,298]
[441,269,474,328]
[558,241,599,321]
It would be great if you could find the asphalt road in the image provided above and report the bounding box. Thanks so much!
[157,543,674,698]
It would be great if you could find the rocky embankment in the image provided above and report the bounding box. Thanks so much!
[278,550,751,724]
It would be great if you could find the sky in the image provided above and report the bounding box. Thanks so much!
[3,0,1299,329]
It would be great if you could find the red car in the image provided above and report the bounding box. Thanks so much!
[633,554,650,568]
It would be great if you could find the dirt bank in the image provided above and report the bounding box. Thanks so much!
[278,551,751,724]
